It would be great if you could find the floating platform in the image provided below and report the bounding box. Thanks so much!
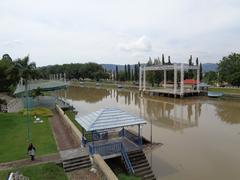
[143,88,202,98]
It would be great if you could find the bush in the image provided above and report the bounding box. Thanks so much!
[19,107,53,117]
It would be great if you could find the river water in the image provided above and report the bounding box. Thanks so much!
[61,86,240,180]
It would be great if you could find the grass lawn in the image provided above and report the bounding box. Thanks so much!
[0,112,57,163]
[0,163,67,180]
[118,173,140,180]
[209,87,240,94]
[65,110,93,141]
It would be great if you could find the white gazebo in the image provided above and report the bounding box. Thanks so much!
[139,63,200,97]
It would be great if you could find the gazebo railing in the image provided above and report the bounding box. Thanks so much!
[89,141,122,156]
[119,129,142,146]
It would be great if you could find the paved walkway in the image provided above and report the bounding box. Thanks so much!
[0,153,60,170]
[50,111,80,151]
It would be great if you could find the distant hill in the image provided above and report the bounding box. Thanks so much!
[102,63,218,73]
[202,63,218,73]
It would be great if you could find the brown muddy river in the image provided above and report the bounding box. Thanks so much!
[60,86,240,180]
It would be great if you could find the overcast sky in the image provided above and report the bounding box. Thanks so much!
[0,0,240,66]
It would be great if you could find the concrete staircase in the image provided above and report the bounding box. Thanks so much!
[128,150,156,180]
[60,148,92,172]
[62,155,91,172]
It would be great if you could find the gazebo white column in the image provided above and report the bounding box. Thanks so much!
[174,64,177,94]
[197,66,200,92]
[143,66,146,91]
[164,70,166,89]
[139,66,142,91]
[180,63,184,95]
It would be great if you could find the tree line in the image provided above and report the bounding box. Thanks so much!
[38,63,109,81]
[204,53,240,86]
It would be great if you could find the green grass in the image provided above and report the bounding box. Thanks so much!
[0,163,67,180]
[118,173,140,180]
[209,87,240,94]
[0,112,57,163]
[65,110,93,141]
[19,107,54,117]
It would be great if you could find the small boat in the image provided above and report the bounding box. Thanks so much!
[208,91,224,98]
[96,82,101,86]
[80,81,84,85]
[117,84,123,88]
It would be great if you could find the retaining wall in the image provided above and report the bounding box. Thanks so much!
[55,104,82,141]
[93,154,118,180]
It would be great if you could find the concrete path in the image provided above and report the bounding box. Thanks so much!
[50,111,80,151]
[0,153,60,170]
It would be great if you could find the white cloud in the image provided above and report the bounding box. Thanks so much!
[118,36,152,54]
[0,0,240,65]
[2,40,23,47]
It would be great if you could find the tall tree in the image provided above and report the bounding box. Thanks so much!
[146,57,154,86]
[200,63,203,81]
[218,53,240,86]
[124,64,127,81]
[127,64,131,81]
[115,65,119,81]
[162,54,165,65]
[188,55,194,78]
[196,57,199,65]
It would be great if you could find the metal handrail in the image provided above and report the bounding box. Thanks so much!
[120,143,134,174]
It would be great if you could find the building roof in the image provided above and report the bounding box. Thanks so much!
[76,108,146,132]
[183,79,198,85]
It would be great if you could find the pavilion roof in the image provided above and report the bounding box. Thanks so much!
[76,108,146,132]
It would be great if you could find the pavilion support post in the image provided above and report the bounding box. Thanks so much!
[197,66,200,93]
[174,64,177,96]
[180,63,184,97]
[138,124,142,146]
[164,70,166,89]
[139,66,142,91]
[143,67,146,91]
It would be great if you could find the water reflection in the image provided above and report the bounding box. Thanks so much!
[62,87,204,131]
[214,99,240,124]
[140,97,201,130]
[60,86,110,103]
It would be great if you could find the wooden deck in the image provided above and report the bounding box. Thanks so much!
[143,88,201,97]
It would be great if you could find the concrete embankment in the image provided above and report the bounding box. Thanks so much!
[56,104,82,141]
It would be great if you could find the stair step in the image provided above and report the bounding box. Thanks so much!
[63,155,89,163]
[131,159,147,165]
[135,169,153,177]
[128,150,142,155]
[128,153,145,158]
[143,173,156,180]
[63,156,90,164]
[134,166,151,173]
[64,162,91,172]
[133,162,149,169]
[129,155,146,162]
[63,160,91,169]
